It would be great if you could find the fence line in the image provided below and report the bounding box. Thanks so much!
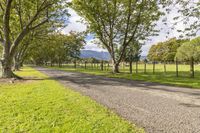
[60,61,198,78]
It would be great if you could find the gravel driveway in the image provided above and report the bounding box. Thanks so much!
[36,67,200,133]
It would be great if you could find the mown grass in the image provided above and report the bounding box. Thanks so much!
[49,63,200,89]
[0,67,143,133]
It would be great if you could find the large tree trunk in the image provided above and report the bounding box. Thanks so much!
[1,57,14,78]
[112,62,119,73]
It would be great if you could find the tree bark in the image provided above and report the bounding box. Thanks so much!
[112,62,119,73]
[13,57,20,71]
[1,56,14,78]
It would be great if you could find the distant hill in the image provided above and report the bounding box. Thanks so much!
[80,50,111,61]
[80,50,147,61]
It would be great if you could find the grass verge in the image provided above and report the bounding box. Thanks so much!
[48,64,200,89]
[0,67,143,133]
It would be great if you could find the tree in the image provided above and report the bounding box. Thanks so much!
[72,0,162,73]
[173,1,200,37]
[26,32,85,67]
[147,38,188,62]
[176,37,200,78]
[0,0,68,78]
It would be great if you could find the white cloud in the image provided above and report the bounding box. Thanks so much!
[62,6,200,56]
[83,38,107,52]
[62,9,87,34]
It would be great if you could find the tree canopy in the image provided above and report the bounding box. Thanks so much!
[147,38,188,62]
[26,32,85,66]
[176,37,200,62]
[0,0,69,78]
[72,0,162,73]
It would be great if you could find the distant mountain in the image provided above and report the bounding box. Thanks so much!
[80,50,111,61]
[80,50,147,61]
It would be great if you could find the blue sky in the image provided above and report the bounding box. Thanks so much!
[62,7,200,56]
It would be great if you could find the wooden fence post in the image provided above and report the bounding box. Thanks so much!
[101,61,103,71]
[136,61,138,74]
[176,58,179,77]
[190,57,194,78]
[129,61,132,74]
[153,60,155,74]
[144,62,146,74]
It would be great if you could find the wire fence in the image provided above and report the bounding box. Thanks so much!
[57,61,200,78]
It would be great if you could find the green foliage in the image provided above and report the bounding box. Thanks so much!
[26,32,85,65]
[147,38,188,62]
[173,0,200,36]
[176,37,200,61]
[0,67,143,132]
[124,41,142,62]
[0,0,69,77]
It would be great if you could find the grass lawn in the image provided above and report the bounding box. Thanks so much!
[0,67,143,133]
[48,63,200,89]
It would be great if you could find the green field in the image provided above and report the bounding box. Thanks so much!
[0,67,143,133]
[49,63,200,89]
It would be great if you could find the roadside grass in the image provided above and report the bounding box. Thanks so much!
[0,67,143,133]
[48,64,200,89]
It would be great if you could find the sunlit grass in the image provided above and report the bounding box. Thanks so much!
[49,63,200,89]
[0,67,143,133]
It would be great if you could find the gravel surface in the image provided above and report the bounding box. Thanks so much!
[36,67,200,133]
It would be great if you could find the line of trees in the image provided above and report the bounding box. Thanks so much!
[1,0,200,79]
[0,0,68,78]
[147,37,200,78]
[24,32,85,67]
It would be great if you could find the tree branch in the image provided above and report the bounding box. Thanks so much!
[29,19,49,31]
[117,0,142,64]
[0,1,4,12]
[3,0,13,44]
